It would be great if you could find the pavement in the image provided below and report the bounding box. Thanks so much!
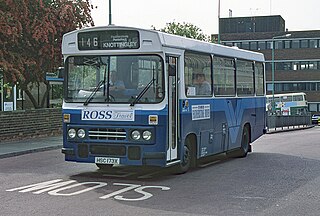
[0,125,317,159]
[0,136,62,159]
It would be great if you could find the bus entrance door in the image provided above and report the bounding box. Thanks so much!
[166,56,179,162]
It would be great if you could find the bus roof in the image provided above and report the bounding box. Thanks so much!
[62,25,265,62]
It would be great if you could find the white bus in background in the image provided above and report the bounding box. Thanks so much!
[266,92,308,115]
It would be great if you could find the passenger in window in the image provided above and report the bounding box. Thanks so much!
[109,71,125,91]
[193,72,211,95]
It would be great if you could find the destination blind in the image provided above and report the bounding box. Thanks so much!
[78,30,140,50]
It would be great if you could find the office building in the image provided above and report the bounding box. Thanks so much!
[216,15,320,113]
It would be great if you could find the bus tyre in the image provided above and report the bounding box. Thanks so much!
[96,164,113,170]
[239,126,250,157]
[175,140,194,174]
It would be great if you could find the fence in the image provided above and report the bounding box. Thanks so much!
[0,108,62,142]
[267,113,312,131]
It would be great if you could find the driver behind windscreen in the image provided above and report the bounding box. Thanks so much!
[109,71,125,91]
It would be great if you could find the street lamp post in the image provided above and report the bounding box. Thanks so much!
[271,33,291,114]
[109,0,112,25]
[217,0,221,44]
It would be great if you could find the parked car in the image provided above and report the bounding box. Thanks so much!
[312,114,320,124]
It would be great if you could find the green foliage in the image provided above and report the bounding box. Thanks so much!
[159,22,210,42]
[0,0,94,108]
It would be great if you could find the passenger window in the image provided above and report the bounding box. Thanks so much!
[184,52,212,97]
[237,60,254,96]
[213,56,235,96]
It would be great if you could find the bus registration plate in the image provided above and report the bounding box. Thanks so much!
[95,157,120,165]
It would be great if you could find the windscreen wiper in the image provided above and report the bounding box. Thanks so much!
[130,78,155,106]
[84,80,104,106]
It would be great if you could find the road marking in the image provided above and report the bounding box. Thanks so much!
[48,182,108,196]
[99,183,140,199]
[6,179,170,201]
[233,196,266,200]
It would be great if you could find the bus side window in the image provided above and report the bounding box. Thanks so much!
[184,52,212,97]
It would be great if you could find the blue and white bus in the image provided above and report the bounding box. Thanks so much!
[61,26,266,173]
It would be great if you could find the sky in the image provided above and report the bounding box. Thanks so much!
[90,0,320,35]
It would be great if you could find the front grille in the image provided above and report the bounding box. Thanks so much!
[78,144,88,158]
[90,145,126,156]
[89,128,126,140]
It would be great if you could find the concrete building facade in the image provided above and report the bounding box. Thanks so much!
[216,15,320,113]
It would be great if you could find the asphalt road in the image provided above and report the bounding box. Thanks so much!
[1,127,320,216]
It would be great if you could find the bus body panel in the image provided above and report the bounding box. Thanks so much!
[179,96,266,159]
[62,106,169,167]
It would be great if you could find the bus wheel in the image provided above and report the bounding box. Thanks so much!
[96,164,113,170]
[239,126,250,157]
[175,140,193,174]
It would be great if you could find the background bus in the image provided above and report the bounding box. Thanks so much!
[61,26,266,173]
[266,92,308,115]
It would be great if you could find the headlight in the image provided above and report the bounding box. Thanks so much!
[142,130,152,140]
[131,130,141,140]
[77,129,86,139]
[68,128,76,139]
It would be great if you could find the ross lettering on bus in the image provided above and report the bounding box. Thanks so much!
[82,110,112,120]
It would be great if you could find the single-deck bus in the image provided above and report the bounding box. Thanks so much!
[61,26,266,173]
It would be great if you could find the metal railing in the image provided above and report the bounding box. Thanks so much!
[267,113,312,131]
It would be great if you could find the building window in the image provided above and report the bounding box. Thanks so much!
[275,62,284,70]
[241,41,249,50]
[307,83,316,91]
[292,40,300,49]
[275,40,283,49]
[300,61,308,70]
[309,103,318,112]
[267,82,320,93]
[226,38,320,51]
[267,83,273,92]
[293,62,300,70]
[265,62,272,71]
[258,41,266,50]
[283,62,292,70]
[300,40,309,48]
[310,39,318,48]
[298,83,306,90]
[309,61,318,70]
[284,40,291,49]
[250,41,257,50]
[301,40,309,48]
[266,60,320,71]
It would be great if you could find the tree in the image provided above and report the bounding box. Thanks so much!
[0,0,94,108]
[158,22,210,42]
